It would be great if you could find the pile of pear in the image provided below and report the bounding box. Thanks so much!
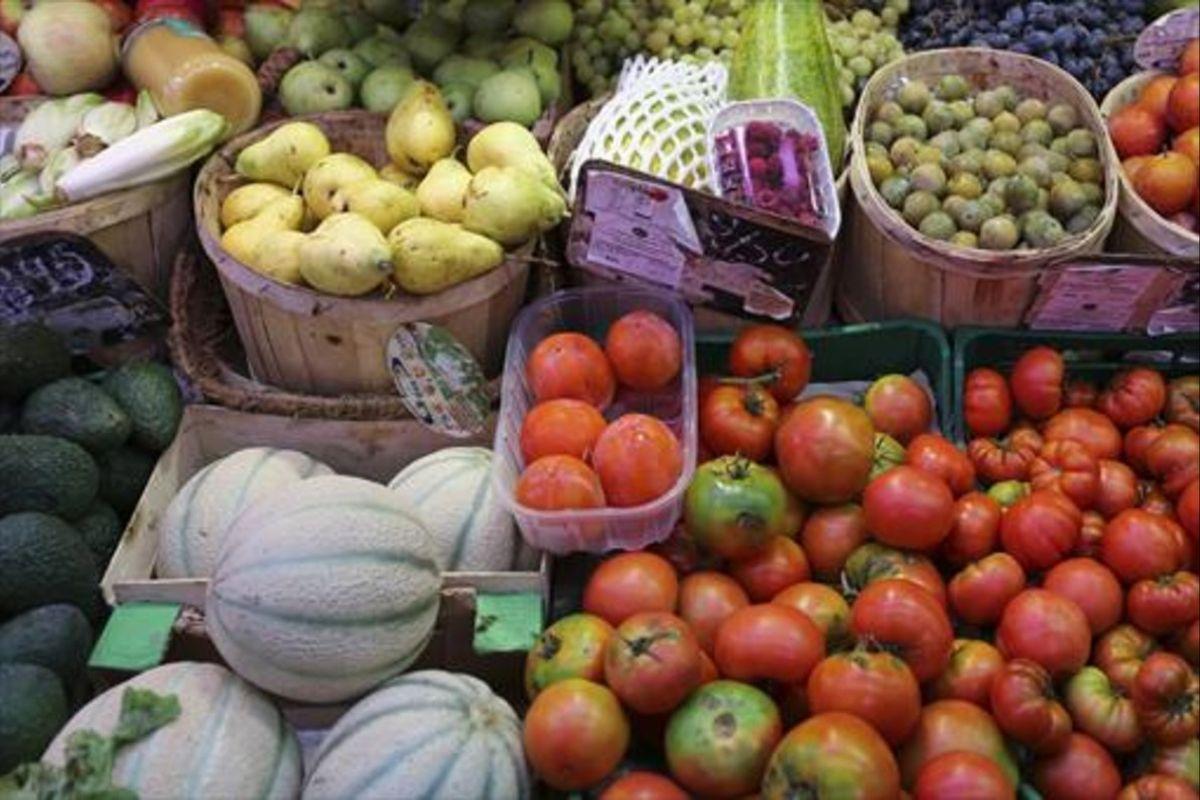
[218,81,566,298]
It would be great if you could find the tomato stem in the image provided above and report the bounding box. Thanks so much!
[717,367,782,389]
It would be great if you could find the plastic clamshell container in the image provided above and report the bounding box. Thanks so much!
[492,286,698,555]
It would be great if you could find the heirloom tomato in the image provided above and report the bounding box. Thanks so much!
[806,649,922,746]
[521,399,608,464]
[949,552,1026,627]
[604,612,702,715]
[1094,624,1160,693]
[1174,621,1200,669]
[1044,407,1123,460]
[775,397,875,504]
[1011,346,1065,420]
[898,700,1020,790]
[999,489,1081,572]
[524,679,630,791]
[1065,666,1143,754]
[1095,458,1140,518]
[1030,439,1100,510]
[988,479,1031,509]
[906,434,976,496]
[869,432,906,480]
[799,503,868,580]
[1127,424,1166,474]
[914,751,1015,800]
[527,332,616,409]
[1098,368,1168,428]
[863,466,955,550]
[728,324,812,403]
[850,579,953,683]
[940,492,1002,566]
[525,613,615,700]
[963,367,1013,438]
[677,571,748,655]
[996,589,1091,679]
[863,374,932,444]
[1075,510,1106,557]
[929,639,1006,709]
[844,542,948,608]
[714,603,825,685]
[1148,739,1200,789]
[604,310,681,392]
[1166,375,1200,432]
[1043,558,1124,635]
[772,583,852,651]
[684,456,789,560]
[598,772,689,800]
[761,712,900,800]
[583,552,679,627]
[1117,775,1199,800]
[1143,482,1179,516]
[1128,572,1200,636]
[1145,425,1200,498]
[729,536,810,602]
[1066,378,1099,408]
[1031,734,1122,800]
[1132,652,1200,747]
[517,455,607,511]
[969,436,1038,483]
[664,680,782,799]
[989,658,1073,755]
[592,414,682,507]
[700,384,779,462]
[1178,478,1199,541]
[1101,509,1184,583]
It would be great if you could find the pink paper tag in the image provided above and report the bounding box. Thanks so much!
[1135,8,1200,72]
[1026,267,1161,331]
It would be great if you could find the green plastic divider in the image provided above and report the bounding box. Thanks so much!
[952,327,1200,443]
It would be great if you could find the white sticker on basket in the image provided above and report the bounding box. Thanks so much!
[1135,7,1200,71]
[0,33,19,95]
[386,322,490,439]
[1026,268,1161,332]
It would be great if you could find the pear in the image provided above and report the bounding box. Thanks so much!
[331,178,420,234]
[245,4,294,61]
[360,65,416,113]
[353,34,411,68]
[432,55,499,90]
[362,0,412,28]
[466,121,559,192]
[284,8,351,57]
[498,37,558,72]
[400,14,460,73]
[220,183,293,229]
[385,81,456,177]
[513,0,574,46]
[473,69,542,127]
[462,166,566,247]
[462,34,501,59]
[389,218,504,295]
[279,61,354,116]
[441,82,474,123]
[463,0,516,34]
[235,122,332,189]
[299,213,394,297]
[220,196,305,265]
[380,163,421,191]
[343,9,378,42]
[416,158,472,223]
[318,49,371,87]
[302,153,378,220]
[249,229,307,285]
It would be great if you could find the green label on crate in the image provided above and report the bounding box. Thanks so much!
[89,603,181,672]
[386,322,491,439]
[473,592,543,654]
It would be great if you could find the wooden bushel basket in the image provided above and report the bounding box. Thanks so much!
[194,111,531,397]
[837,49,1120,328]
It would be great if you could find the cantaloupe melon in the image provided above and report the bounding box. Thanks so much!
[387,447,518,572]
[43,662,302,800]
[206,475,442,703]
[303,670,529,800]
[156,447,333,579]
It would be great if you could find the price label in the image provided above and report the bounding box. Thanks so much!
[386,322,491,439]
[1135,7,1200,71]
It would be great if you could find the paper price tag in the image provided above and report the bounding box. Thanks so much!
[1136,7,1200,71]
[386,322,491,439]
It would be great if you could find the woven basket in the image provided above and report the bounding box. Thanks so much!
[837,48,1120,328]
[194,110,530,397]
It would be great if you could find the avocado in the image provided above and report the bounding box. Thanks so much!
[0,663,68,773]
[0,435,99,519]
[95,446,157,515]
[0,604,93,685]
[20,377,132,452]
[0,512,99,619]
[101,363,182,452]
[73,501,123,570]
[0,324,71,402]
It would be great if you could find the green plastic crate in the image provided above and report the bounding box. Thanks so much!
[953,327,1200,443]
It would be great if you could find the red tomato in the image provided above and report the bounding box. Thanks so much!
[525,613,615,700]
[907,434,976,497]
[799,503,868,580]
[775,398,875,504]
[728,325,812,404]
[963,367,1013,438]
[517,455,607,511]
[1043,558,1124,635]
[999,489,1081,572]
[1031,734,1122,800]
[773,583,852,651]
[1128,572,1200,636]
[864,374,933,444]
[1030,439,1101,510]
[929,639,1006,709]
[1173,620,1200,670]
[527,332,617,409]
[989,658,1073,755]
[592,414,683,507]
[1132,652,1200,747]
[604,311,681,392]
[761,712,901,800]
[677,571,749,655]
[1065,666,1143,755]
[1094,624,1160,694]
[700,384,779,462]
[1011,346,1065,420]
[1145,425,1200,498]
[1101,509,1184,583]
[599,772,689,800]
[1142,481,1179,516]
[850,579,953,683]
[1075,510,1107,557]
[806,649,922,746]
[583,552,679,627]
[996,589,1092,679]
[1117,775,1199,800]
[843,542,948,609]
[729,535,810,602]
[1178,478,1199,542]
[898,700,1020,790]
[1066,378,1099,409]
[1166,375,1200,433]
[949,552,1026,627]
[521,399,608,464]
[914,751,1016,800]
[714,603,825,685]
[1044,407,1124,460]
[1127,424,1166,475]
[604,612,702,715]
[1098,368,1168,429]
[1095,458,1140,519]
[524,679,630,791]
[969,435,1038,484]
[1148,739,1200,788]
[941,492,1002,566]
[863,466,955,550]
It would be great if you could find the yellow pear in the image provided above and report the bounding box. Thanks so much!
[462,166,567,247]
[466,121,559,192]
[385,80,456,176]
[235,122,332,188]
[299,213,394,297]
[416,158,472,223]
[248,229,307,285]
[220,183,293,229]
[380,163,421,191]
[389,218,504,295]
[302,153,378,221]
[219,196,305,265]
[331,178,420,234]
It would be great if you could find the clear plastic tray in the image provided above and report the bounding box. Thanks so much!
[491,286,698,554]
